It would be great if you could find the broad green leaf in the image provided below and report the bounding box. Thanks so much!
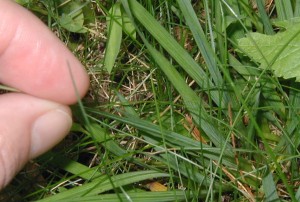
[104,3,123,73]
[58,1,87,33]
[238,23,300,81]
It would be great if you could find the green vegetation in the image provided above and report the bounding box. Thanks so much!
[2,0,300,201]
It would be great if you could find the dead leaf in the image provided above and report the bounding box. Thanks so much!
[146,182,168,192]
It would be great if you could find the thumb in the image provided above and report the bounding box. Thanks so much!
[0,93,72,189]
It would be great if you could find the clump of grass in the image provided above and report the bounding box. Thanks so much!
[2,0,300,201]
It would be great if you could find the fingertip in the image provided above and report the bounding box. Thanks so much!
[0,93,73,189]
[30,105,72,158]
[0,1,90,104]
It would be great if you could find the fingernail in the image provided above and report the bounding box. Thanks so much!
[30,107,72,159]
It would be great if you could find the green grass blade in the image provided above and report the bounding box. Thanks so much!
[87,122,156,170]
[255,0,275,35]
[40,152,103,180]
[116,92,139,117]
[295,0,300,17]
[160,153,208,184]
[296,186,300,201]
[262,172,280,202]
[59,190,189,202]
[176,0,224,90]
[36,171,169,202]
[88,111,235,158]
[222,0,247,42]
[87,122,126,156]
[119,0,233,149]
[214,0,227,64]
[143,40,230,149]
[104,2,123,73]
[275,0,293,20]
[127,0,223,107]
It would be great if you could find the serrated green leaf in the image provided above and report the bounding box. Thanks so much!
[238,23,300,81]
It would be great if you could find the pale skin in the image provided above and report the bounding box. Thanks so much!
[0,0,89,189]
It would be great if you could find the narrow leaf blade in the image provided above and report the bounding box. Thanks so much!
[104,3,123,73]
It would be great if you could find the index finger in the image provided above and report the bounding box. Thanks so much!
[0,0,89,104]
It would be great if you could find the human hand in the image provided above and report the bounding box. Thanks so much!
[0,0,89,189]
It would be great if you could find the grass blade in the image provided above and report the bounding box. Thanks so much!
[60,190,189,202]
[40,152,103,180]
[296,186,300,201]
[37,171,169,202]
[275,0,293,20]
[176,0,224,89]
[88,111,235,159]
[255,0,275,35]
[262,172,280,202]
[104,3,123,73]
[118,0,233,148]
[143,40,230,148]
[295,0,300,17]
[127,0,224,107]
